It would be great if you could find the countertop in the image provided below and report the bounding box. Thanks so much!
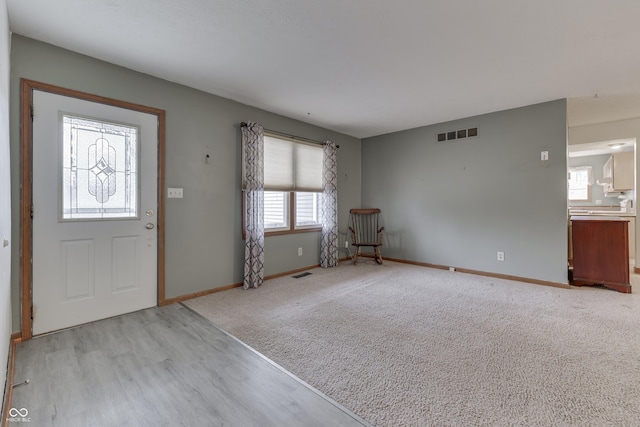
[570,215,630,222]
[568,209,635,217]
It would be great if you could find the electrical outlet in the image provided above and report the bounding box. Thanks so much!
[541,151,549,161]
[345,240,349,248]
[298,247,303,256]
[167,188,183,199]
[449,267,455,272]
[497,251,505,261]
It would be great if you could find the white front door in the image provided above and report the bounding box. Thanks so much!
[32,90,158,335]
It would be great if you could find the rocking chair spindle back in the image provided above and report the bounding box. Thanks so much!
[348,208,384,264]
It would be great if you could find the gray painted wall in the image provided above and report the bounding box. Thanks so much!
[1,0,11,407]
[361,100,568,284]
[9,36,361,332]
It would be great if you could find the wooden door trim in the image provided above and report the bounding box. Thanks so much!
[20,78,167,341]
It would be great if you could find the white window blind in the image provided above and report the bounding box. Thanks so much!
[264,135,323,192]
[242,131,324,232]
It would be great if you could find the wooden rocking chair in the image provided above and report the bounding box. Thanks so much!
[348,208,384,264]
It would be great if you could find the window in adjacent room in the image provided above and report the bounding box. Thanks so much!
[568,166,592,201]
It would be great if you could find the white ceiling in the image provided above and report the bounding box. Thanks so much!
[568,138,635,158]
[7,0,640,138]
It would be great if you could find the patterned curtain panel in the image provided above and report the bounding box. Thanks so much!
[242,122,265,289]
[320,141,338,268]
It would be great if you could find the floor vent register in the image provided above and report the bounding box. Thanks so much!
[292,272,313,279]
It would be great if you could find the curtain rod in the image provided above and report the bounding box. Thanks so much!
[240,122,339,148]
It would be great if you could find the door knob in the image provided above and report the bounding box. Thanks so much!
[145,223,155,230]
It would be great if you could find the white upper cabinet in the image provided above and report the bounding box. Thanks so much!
[603,151,634,192]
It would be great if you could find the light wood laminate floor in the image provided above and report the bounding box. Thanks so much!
[10,304,369,427]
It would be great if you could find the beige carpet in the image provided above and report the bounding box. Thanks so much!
[184,261,640,426]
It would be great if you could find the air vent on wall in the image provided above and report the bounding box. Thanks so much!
[436,127,478,143]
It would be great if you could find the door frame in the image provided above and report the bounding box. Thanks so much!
[20,79,166,340]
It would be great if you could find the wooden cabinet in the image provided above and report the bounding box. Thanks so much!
[571,216,631,293]
[602,151,634,192]
[569,215,636,261]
